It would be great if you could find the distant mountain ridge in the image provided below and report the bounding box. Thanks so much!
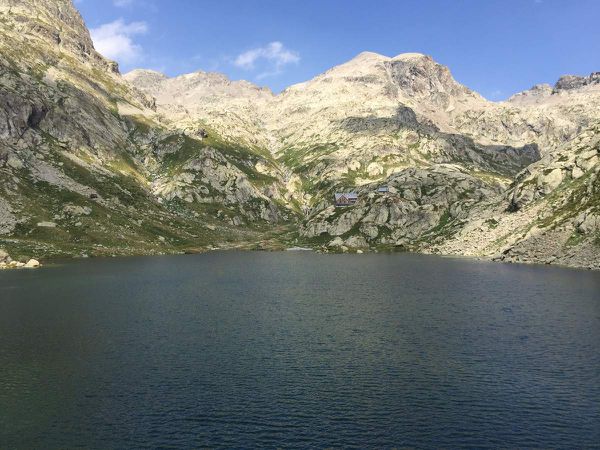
[0,0,598,269]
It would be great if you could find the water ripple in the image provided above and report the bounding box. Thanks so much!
[1,252,599,448]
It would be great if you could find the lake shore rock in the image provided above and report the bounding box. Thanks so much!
[0,251,42,270]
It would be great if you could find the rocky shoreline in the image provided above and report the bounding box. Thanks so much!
[1,243,597,273]
[0,249,40,270]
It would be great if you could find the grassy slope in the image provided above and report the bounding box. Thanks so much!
[0,26,300,261]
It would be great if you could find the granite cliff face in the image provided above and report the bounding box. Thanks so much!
[0,0,117,71]
[1,0,598,269]
[0,0,292,261]
[431,123,599,269]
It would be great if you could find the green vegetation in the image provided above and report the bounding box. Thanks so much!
[485,218,499,229]
[278,143,339,170]
[1,10,597,269]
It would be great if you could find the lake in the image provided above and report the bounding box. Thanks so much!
[1,252,599,448]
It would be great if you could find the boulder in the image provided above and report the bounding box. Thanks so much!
[572,165,585,179]
[360,224,379,239]
[345,235,368,248]
[24,259,40,268]
[0,249,10,263]
[348,160,361,171]
[7,155,24,170]
[366,162,384,176]
[328,237,344,247]
[575,211,600,234]
[37,221,57,228]
[538,168,564,194]
[63,204,92,216]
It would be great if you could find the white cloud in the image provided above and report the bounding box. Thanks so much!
[113,0,134,6]
[90,19,148,65]
[233,41,299,77]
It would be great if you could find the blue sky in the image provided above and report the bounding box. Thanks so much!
[76,0,600,100]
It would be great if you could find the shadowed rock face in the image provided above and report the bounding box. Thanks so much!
[554,72,600,92]
[383,53,476,107]
[0,0,599,269]
[337,106,541,177]
[0,0,294,261]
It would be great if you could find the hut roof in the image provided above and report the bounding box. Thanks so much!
[334,192,358,201]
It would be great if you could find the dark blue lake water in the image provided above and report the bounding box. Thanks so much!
[1,252,599,448]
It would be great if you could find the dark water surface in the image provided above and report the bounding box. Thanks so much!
[1,252,599,448]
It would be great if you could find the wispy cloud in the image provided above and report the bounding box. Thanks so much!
[90,19,148,65]
[233,41,299,78]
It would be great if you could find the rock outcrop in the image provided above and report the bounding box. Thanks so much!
[0,0,598,269]
[0,0,292,260]
[0,0,118,72]
[431,123,600,270]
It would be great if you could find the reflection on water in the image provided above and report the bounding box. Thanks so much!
[1,252,599,448]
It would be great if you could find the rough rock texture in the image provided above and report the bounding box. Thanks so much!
[0,247,10,262]
[0,0,117,72]
[0,0,293,260]
[431,124,600,270]
[301,164,502,248]
[1,0,599,269]
[124,69,274,149]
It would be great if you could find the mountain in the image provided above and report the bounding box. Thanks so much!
[0,0,292,261]
[1,0,598,269]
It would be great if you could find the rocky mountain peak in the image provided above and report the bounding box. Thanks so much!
[178,71,272,95]
[507,83,553,104]
[283,51,476,102]
[553,72,600,92]
[391,52,427,61]
[125,69,273,105]
[508,72,600,106]
[123,69,168,90]
[293,51,389,86]
[385,53,476,102]
[0,0,117,72]
[180,71,230,85]
[347,51,389,64]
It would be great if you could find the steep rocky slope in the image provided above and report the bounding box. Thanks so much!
[127,48,599,268]
[124,69,274,149]
[430,122,600,270]
[1,0,598,269]
[0,0,294,261]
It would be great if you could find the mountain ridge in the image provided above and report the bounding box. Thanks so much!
[126,51,600,105]
[0,0,598,270]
